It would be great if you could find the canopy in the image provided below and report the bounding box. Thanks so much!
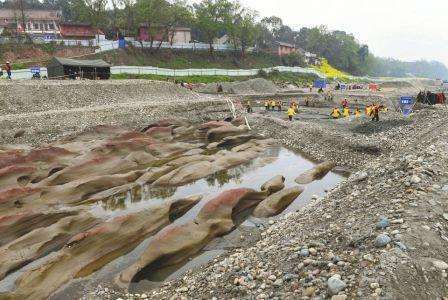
[47,57,111,79]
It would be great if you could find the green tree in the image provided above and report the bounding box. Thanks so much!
[193,0,235,54]
[228,6,258,57]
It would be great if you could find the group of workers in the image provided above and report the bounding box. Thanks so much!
[264,100,282,111]
[330,98,386,121]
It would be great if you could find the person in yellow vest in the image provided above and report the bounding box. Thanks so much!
[343,107,350,118]
[366,105,372,117]
[287,104,296,121]
[354,107,362,117]
[270,100,276,111]
[264,100,269,111]
[331,107,341,119]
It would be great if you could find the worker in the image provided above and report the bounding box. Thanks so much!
[287,104,296,121]
[292,101,299,113]
[343,106,350,118]
[5,61,12,80]
[331,107,341,119]
[365,105,373,117]
[341,98,348,108]
[270,100,276,111]
[264,100,269,111]
[354,107,362,117]
[276,100,282,111]
[246,101,252,113]
[371,104,380,122]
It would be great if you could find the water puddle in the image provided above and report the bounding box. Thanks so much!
[90,146,346,220]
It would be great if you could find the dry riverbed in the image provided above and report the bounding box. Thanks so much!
[0,80,447,299]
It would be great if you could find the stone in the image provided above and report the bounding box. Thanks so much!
[331,295,347,300]
[295,161,336,184]
[443,213,448,221]
[304,287,315,297]
[327,274,346,295]
[394,241,407,251]
[410,175,421,184]
[309,248,317,256]
[300,248,310,257]
[375,234,391,247]
[376,217,390,229]
[432,260,448,270]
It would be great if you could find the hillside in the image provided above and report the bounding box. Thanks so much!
[88,48,284,69]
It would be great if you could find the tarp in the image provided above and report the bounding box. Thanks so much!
[50,57,111,68]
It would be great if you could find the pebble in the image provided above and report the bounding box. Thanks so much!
[375,234,392,247]
[432,260,448,270]
[443,213,448,221]
[376,217,390,229]
[304,286,315,296]
[327,274,346,295]
[331,295,348,300]
[410,175,421,184]
[300,248,310,257]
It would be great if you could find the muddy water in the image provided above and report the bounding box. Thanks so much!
[90,146,345,220]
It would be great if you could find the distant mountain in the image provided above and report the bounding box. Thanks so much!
[368,58,448,79]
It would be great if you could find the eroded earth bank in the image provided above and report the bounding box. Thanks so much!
[0,80,447,300]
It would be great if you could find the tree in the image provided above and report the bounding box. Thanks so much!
[165,0,193,45]
[193,0,236,54]
[228,7,257,57]
[135,0,170,50]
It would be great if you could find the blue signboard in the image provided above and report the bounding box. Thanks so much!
[30,66,40,74]
[399,96,414,117]
[119,38,126,49]
[313,79,326,89]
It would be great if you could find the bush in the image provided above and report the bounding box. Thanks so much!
[269,69,280,77]
[282,52,307,67]
[257,69,268,78]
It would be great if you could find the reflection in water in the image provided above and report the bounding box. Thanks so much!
[90,146,347,218]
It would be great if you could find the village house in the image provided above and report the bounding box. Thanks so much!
[137,24,192,44]
[272,42,297,57]
[0,9,61,38]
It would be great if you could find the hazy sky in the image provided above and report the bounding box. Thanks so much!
[235,0,448,66]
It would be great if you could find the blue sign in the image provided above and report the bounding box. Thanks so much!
[119,38,126,49]
[30,66,40,74]
[399,96,414,116]
[313,79,326,89]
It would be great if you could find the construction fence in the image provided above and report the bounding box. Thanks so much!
[8,65,327,80]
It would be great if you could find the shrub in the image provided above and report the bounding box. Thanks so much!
[257,69,268,78]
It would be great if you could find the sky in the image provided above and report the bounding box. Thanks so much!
[234,0,448,66]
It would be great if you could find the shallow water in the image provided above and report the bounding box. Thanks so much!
[90,146,346,220]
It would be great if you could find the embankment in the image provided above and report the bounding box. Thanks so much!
[0,80,231,145]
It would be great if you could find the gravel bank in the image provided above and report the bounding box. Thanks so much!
[0,80,231,145]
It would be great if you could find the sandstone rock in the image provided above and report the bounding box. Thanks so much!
[260,175,285,195]
[253,186,303,218]
[295,161,336,184]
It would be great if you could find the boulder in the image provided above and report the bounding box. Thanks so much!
[0,165,36,190]
[9,196,201,300]
[116,189,265,287]
[217,134,256,148]
[0,213,100,280]
[145,126,173,140]
[153,161,215,187]
[260,175,285,195]
[206,125,248,142]
[0,211,77,247]
[40,171,143,205]
[253,186,303,218]
[295,161,336,184]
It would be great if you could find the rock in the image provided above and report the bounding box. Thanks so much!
[410,175,421,184]
[442,185,448,192]
[260,175,285,195]
[300,248,310,257]
[443,213,448,221]
[253,186,303,218]
[376,217,390,229]
[304,286,315,297]
[295,161,336,184]
[327,274,346,295]
[116,189,266,287]
[309,247,317,256]
[331,295,347,300]
[391,218,404,224]
[375,234,391,247]
[432,260,448,270]
[13,129,25,138]
[394,241,407,251]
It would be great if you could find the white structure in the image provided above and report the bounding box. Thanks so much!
[0,9,61,36]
